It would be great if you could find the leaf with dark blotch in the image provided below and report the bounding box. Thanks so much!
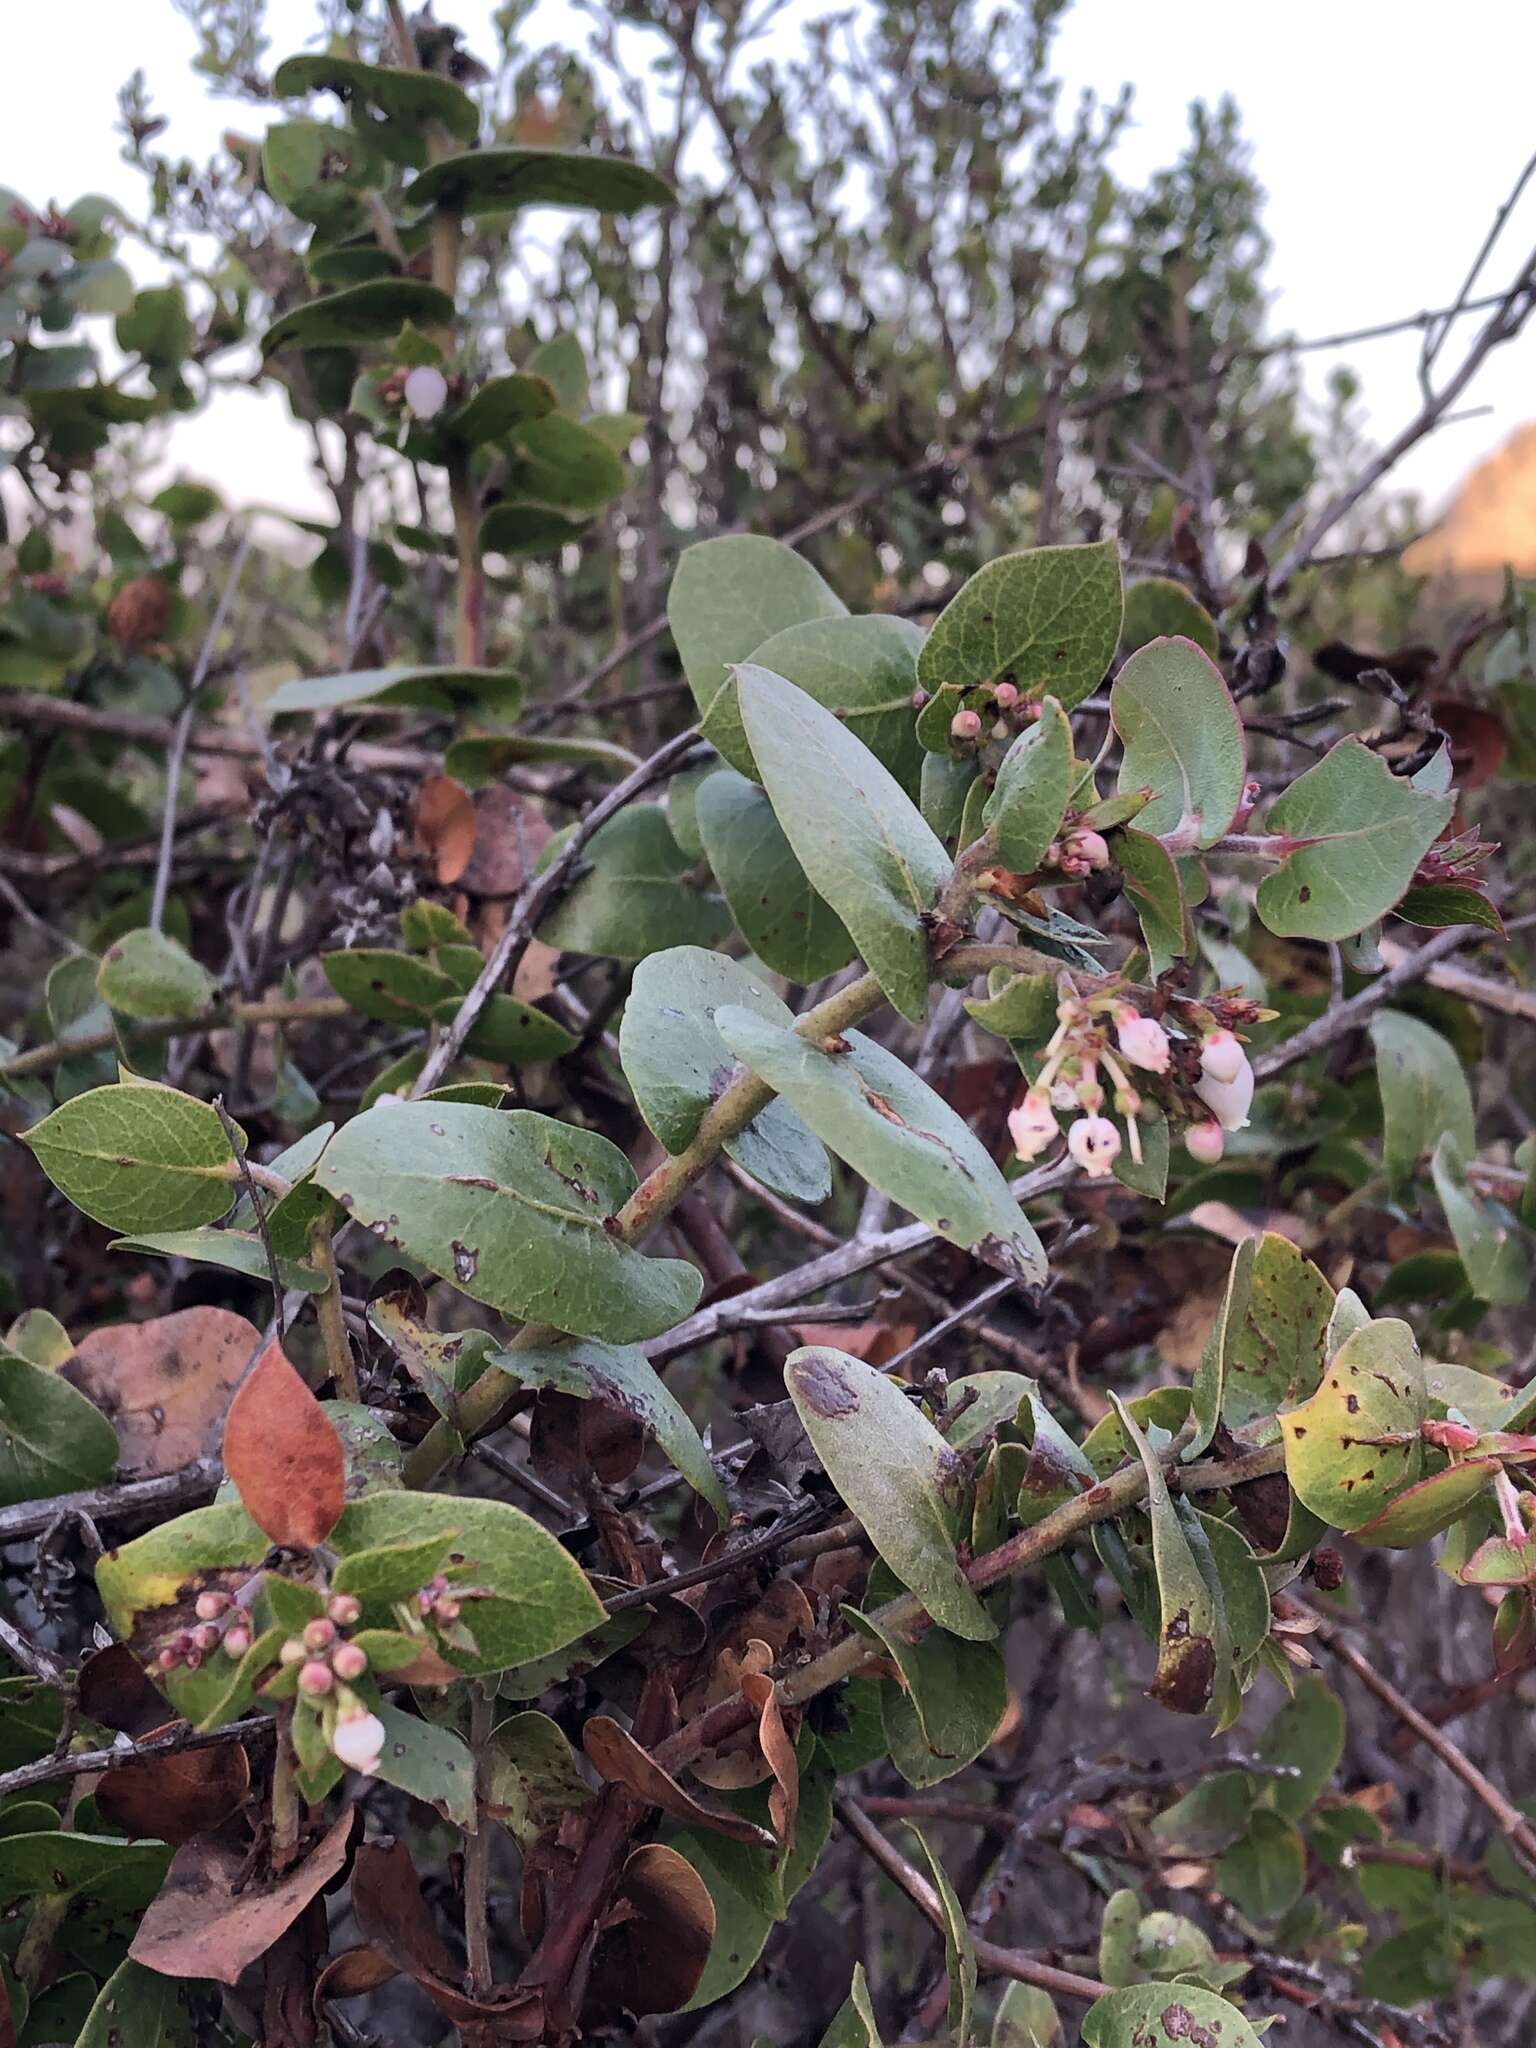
[222,1341,345,1550]
[63,1305,260,1481]
[786,1347,995,1642]
[128,1806,355,1984]
[75,1959,199,2048]
[1111,1395,1228,1716]
[1255,738,1455,941]
[1081,1983,1268,2048]
[315,1099,703,1343]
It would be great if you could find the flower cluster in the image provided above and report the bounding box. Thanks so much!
[1006,979,1263,1179]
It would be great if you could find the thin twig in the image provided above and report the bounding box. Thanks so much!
[215,1096,284,1339]
[0,1716,274,1803]
[150,530,254,932]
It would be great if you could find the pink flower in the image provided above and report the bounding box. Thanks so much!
[1065,829,1111,871]
[950,707,983,742]
[298,1660,334,1697]
[1007,1089,1059,1161]
[1067,1115,1121,1179]
[1184,1119,1225,1165]
[1115,1007,1171,1075]
[332,1709,386,1776]
[992,682,1019,709]
[1200,1028,1246,1085]
[332,1642,369,1682]
[1195,1052,1254,1132]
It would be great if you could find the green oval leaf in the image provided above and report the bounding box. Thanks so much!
[1371,1011,1475,1196]
[983,696,1073,871]
[97,928,217,1022]
[268,664,523,717]
[745,614,927,792]
[0,1354,119,1506]
[500,415,626,514]
[619,947,830,1204]
[917,540,1122,714]
[784,1347,995,1641]
[331,1490,606,1674]
[694,768,857,986]
[272,52,479,154]
[1431,1133,1531,1306]
[716,1008,1046,1284]
[668,536,847,773]
[1122,577,1219,659]
[444,372,557,446]
[536,806,732,963]
[1112,636,1246,846]
[734,664,951,1023]
[405,148,674,216]
[311,1100,703,1342]
[1255,738,1455,941]
[258,278,455,354]
[24,1081,237,1233]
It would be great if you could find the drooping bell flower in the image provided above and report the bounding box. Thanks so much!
[1115,1005,1171,1075]
[1067,1115,1121,1179]
[1007,1088,1059,1161]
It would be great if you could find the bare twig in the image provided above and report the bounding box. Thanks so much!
[0,1715,273,1803]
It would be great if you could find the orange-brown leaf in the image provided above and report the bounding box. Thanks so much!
[63,1307,260,1480]
[414,774,477,886]
[222,1340,345,1549]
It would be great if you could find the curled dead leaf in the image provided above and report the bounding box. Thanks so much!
[351,1837,545,2035]
[583,1842,716,2024]
[583,1716,775,1848]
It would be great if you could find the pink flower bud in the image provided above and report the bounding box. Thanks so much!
[1115,1008,1171,1075]
[183,1649,203,1672]
[432,1596,462,1624]
[279,1637,307,1667]
[223,1626,252,1660]
[195,1591,231,1622]
[1007,1088,1059,1162]
[1200,1028,1246,1085]
[992,682,1019,709]
[191,1624,222,1654]
[157,1648,180,1672]
[1184,1119,1225,1165]
[1059,853,1090,878]
[298,1660,334,1697]
[332,1709,386,1776]
[1422,1418,1481,1454]
[328,1593,362,1627]
[1075,1075,1105,1113]
[950,707,983,742]
[332,1642,369,1681]
[1232,777,1260,829]
[1040,841,1061,868]
[303,1618,337,1652]
[402,363,448,419]
[1066,1115,1122,1179]
[1066,829,1111,871]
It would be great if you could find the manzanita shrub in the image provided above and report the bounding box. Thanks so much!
[0,5,1534,2046]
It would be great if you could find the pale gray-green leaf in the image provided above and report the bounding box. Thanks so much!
[716,1008,1045,1283]
[1112,636,1246,846]
[735,664,951,1023]
[619,947,830,1204]
[984,696,1073,870]
[785,1346,995,1640]
[695,769,857,986]
[97,929,217,1021]
[537,807,731,962]
[1371,1011,1475,1196]
[24,1082,237,1233]
[668,535,846,773]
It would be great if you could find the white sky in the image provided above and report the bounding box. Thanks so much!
[7,1,1536,525]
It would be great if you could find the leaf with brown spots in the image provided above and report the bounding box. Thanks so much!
[1279,1317,1426,1532]
[62,1307,261,1480]
[222,1340,345,1549]
[1110,1395,1228,1718]
[1081,1981,1268,2047]
[129,1804,358,1985]
[414,774,478,886]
